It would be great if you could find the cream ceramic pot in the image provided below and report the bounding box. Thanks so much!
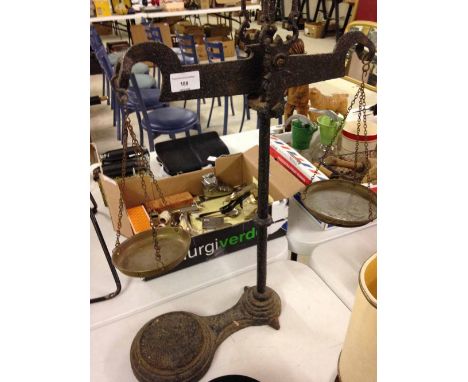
[337,253,377,382]
[341,120,377,154]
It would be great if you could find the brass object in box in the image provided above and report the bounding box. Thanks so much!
[112,226,191,278]
[302,180,376,227]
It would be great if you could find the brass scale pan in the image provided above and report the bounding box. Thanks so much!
[302,179,377,227]
[112,226,191,278]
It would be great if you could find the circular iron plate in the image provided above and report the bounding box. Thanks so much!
[112,226,191,278]
[302,180,377,227]
[131,312,215,382]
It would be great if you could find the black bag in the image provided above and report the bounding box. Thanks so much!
[155,131,230,175]
[100,146,149,178]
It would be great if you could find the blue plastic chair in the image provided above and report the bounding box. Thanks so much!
[90,26,151,104]
[130,73,202,152]
[176,32,198,65]
[175,32,205,120]
[204,39,235,136]
[91,26,161,141]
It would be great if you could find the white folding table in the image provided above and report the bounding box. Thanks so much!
[91,260,350,382]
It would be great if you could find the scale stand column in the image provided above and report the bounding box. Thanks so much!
[128,112,282,382]
[255,111,272,293]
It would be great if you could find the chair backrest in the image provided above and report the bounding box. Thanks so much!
[93,45,114,81]
[176,32,199,65]
[90,25,104,53]
[147,25,163,43]
[129,73,150,120]
[90,26,114,80]
[204,39,224,63]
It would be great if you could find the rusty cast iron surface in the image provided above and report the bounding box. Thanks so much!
[130,286,281,382]
[111,0,376,380]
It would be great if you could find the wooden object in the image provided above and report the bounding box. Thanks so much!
[308,87,348,122]
[323,156,364,172]
[284,39,309,129]
[312,162,333,178]
[145,192,194,213]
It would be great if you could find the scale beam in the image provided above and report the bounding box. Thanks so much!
[113,33,375,112]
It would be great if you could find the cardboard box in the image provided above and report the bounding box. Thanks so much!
[174,22,205,43]
[196,44,207,62]
[99,146,304,275]
[200,0,211,9]
[203,23,231,38]
[130,23,173,47]
[197,36,235,61]
[304,22,324,38]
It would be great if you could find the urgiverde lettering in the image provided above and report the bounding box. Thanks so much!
[186,227,257,259]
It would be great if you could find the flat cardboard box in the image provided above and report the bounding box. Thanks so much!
[130,23,173,47]
[197,36,235,61]
[100,146,303,275]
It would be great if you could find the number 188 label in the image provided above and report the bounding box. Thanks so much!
[170,71,200,93]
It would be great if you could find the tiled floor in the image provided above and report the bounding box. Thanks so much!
[90,20,337,154]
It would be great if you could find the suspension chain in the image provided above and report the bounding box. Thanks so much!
[302,60,371,198]
[114,104,168,267]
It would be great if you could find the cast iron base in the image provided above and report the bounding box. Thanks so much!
[130,286,281,382]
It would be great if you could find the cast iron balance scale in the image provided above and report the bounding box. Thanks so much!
[111,0,376,379]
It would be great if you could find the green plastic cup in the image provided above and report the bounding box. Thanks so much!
[317,115,342,146]
[291,120,317,150]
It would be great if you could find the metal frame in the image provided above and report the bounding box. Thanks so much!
[111,0,375,380]
[90,193,122,304]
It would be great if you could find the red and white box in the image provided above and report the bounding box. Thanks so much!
[269,135,328,185]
